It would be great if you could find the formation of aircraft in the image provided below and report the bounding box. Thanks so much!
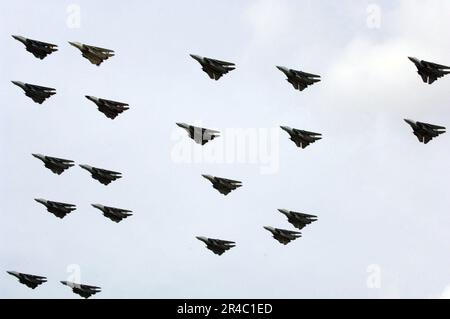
[8,34,449,297]
[6,271,100,298]
[32,154,123,184]
[12,36,114,66]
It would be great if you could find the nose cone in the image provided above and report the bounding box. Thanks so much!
[85,95,99,103]
[404,119,415,126]
[34,198,47,205]
[278,209,289,215]
[263,226,274,232]
[68,41,82,49]
[408,57,419,64]
[91,204,103,210]
[276,66,289,73]
[12,35,26,43]
[7,271,18,276]
[190,54,202,61]
[32,153,44,160]
[196,236,207,242]
[11,81,24,87]
[176,122,187,129]
[79,164,91,171]
[280,126,291,132]
[201,174,213,181]
[60,281,68,286]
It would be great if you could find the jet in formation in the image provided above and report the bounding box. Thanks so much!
[202,175,242,196]
[196,236,236,256]
[190,54,235,80]
[32,153,74,175]
[278,209,318,230]
[7,271,47,289]
[264,226,302,245]
[79,164,122,186]
[91,204,133,223]
[35,198,76,219]
[60,281,101,299]
[404,119,446,144]
[176,123,220,145]
[281,126,322,149]
[69,41,114,66]
[85,96,129,119]
[276,66,321,91]
[12,35,58,60]
[408,57,450,84]
[12,81,56,104]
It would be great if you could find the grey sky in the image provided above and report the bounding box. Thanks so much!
[1,0,450,299]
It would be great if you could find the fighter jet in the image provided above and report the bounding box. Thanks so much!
[69,41,114,66]
[202,174,242,196]
[196,236,236,256]
[404,119,446,144]
[35,198,76,219]
[32,153,74,175]
[190,54,236,80]
[60,281,101,299]
[408,57,450,84]
[12,35,58,60]
[80,164,122,186]
[176,123,220,145]
[263,226,302,245]
[276,66,321,91]
[85,96,129,120]
[278,209,318,230]
[12,81,56,104]
[280,126,322,149]
[7,271,47,289]
[91,204,133,223]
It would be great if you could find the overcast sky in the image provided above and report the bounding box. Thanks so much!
[1,0,450,299]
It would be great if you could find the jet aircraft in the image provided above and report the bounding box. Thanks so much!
[12,35,58,59]
[12,81,55,104]
[190,54,235,80]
